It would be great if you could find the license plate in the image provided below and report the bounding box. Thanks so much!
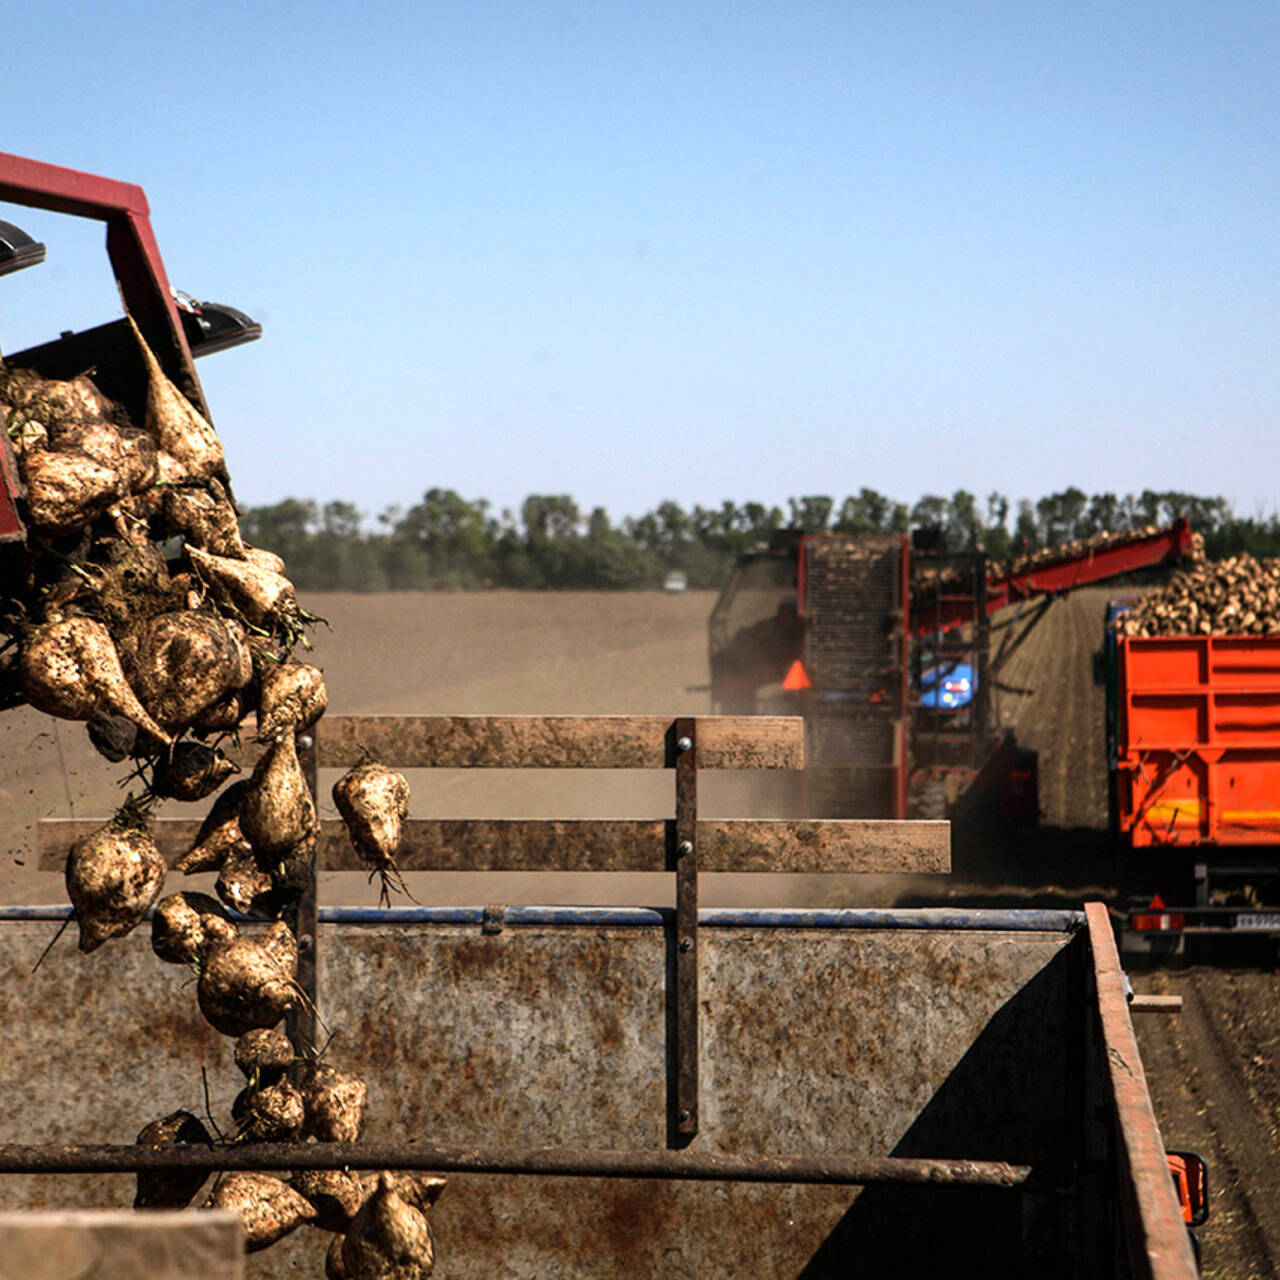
[1236,912,1280,931]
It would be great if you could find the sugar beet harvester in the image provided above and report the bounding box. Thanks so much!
[709,520,1194,821]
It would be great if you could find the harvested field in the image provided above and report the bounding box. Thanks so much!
[4,585,1277,1276]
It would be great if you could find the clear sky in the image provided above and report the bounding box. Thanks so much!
[1,1,1276,526]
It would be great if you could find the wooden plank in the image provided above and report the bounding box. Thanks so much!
[316,715,804,770]
[38,818,205,868]
[0,1210,243,1280]
[698,820,950,873]
[40,817,948,874]
[356,819,667,872]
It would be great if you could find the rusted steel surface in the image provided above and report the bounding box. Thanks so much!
[314,714,804,769]
[38,816,949,874]
[318,921,1074,1277]
[0,1142,1030,1187]
[0,1210,243,1280]
[0,917,1078,1277]
[1086,903,1200,1280]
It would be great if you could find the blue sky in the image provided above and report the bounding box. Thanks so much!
[1,1,1277,525]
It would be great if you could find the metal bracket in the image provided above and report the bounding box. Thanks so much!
[482,904,507,935]
[673,717,699,1141]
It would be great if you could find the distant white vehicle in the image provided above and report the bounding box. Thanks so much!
[663,571,688,594]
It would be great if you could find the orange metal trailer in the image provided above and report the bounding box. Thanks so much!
[1115,635,1280,848]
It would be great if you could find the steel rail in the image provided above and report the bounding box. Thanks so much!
[0,1143,1032,1188]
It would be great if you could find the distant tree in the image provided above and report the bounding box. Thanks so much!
[787,495,834,532]
[1035,487,1088,546]
[395,488,494,586]
[946,490,982,551]
[834,488,896,534]
[909,494,949,543]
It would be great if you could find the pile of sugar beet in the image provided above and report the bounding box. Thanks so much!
[0,321,435,1278]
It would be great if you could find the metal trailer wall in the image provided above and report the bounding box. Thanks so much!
[0,906,1193,1278]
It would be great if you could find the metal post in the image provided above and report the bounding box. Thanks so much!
[673,717,698,1141]
[288,725,320,1057]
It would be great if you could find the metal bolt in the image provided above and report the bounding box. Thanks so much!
[676,736,692,753]
[297,934,314,954]
[677,840,693,857]
[298,734,315,751]
[679,937,693,953]
[679,1109,692,1124]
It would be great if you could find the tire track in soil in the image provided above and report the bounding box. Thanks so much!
[1134,967,1280,1278]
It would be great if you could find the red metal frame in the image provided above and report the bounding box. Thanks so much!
[911,518,1195,634]
[895,539,910,819]
[0,150,208,543]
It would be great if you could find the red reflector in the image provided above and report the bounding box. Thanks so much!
[1132,910,1186,932]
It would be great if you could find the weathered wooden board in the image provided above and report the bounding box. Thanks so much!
[0,1210,243,1279]
[314,714,805,770]
[38,817,949,874]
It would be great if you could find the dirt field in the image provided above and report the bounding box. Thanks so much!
[3,586,1277,1275]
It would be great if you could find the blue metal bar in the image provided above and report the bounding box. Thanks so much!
[0,904,1081,932]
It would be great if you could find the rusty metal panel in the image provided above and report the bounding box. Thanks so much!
[0,923,312,1273]
[315,714,804,770]
[38,817,949,874]
[316,919,1074,1278]
[0,1210,243,1279]
[0,914,1149,1277]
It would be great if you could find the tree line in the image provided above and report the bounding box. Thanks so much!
[237,488,1280,592]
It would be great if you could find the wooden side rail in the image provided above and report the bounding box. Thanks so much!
[38,816,948,874]
[37,712,950,1144]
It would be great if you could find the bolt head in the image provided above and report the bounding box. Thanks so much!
[677,840,693,856]
[298,734,315,751]
[676,736,693,753]
[679,937,693,952]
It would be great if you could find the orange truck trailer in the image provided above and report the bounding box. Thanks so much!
[1106,614,1280,947]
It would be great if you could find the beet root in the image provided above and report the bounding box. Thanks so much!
[150,740,239,802]
[20,617,170,746]
[342,1173,435,1279]
[234,1026,296,1084]
[216,842,285,918]
[256,661,327,741]
[232,1079,306,1142]
[65,812,166,953]
[300,1062,368,1143]
[176,780,249,874]
[197,921,298,1036]
[291,1169,366,1233]
[130,610,245,731]
[134,1110,213,1210]
[240,729,317,858]
[207,1172,316,1252]
[151,891,228,965]
[333,762,411,904]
